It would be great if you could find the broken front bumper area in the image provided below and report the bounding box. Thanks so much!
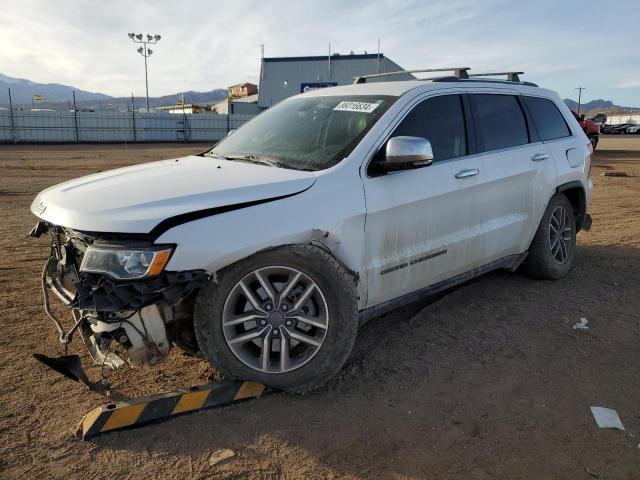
[72,269,206,312]
[32,221,208,389]
[68,270,206,368]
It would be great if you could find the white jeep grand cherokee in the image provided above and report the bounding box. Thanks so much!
[31,70,593,392]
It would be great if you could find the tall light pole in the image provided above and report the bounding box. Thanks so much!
[128,33,161,113]
[575,86,586,117]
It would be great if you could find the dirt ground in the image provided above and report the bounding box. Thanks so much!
[0,138,638,479]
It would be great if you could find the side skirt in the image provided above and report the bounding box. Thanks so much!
[358,252,528,325]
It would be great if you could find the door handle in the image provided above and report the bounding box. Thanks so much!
[455,168,480,179]
[531,153,550,161]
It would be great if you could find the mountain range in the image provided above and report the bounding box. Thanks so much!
[562,98,638,113]
[0,73,227,110]
[0,73,110,103]
[0,73,636,113]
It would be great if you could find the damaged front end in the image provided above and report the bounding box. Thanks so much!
[31,221,208,385]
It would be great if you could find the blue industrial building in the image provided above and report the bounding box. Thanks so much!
[254,53,412,110]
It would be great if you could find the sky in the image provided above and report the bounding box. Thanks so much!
[1,0,639,105]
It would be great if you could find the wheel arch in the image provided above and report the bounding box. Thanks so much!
[556,181,587,231]
[169,240,362,354]
[208,239,363,309]
[254,240,360,284]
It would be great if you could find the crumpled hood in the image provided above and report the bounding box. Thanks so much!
[31,155,316,234]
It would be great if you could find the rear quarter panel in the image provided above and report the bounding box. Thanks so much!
[552,94,592,204]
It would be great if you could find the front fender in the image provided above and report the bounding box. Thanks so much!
[156,172,368,309]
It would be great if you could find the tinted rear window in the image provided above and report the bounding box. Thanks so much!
[524,96,571,141]
[471,94,529,152]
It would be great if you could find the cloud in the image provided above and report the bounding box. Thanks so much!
[615,80,640,89]
[1,0,639,105]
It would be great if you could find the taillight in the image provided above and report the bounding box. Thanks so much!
[587,142,593,177]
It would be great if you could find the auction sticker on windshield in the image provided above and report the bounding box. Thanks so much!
[334,101,381,113]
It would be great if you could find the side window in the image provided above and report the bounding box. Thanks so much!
[391,94,467,161]
[524,96,571,141]
[471,94,529,152]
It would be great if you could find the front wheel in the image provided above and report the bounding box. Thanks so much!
[193,244,359,393]
[520,193,577,280]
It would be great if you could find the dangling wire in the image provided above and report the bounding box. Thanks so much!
[42,256,86,351]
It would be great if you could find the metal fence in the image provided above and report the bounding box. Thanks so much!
[0,110,256,143]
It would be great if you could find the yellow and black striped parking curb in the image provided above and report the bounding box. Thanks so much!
[77,380,272,440]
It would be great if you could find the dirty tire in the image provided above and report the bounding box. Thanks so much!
[193,244,359,393]
[520,193,576,280]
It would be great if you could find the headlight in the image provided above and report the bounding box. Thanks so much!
[80,245,173,280]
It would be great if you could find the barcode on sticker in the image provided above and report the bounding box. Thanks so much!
[334,101,380,113]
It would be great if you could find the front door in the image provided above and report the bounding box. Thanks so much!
[362,94,486,308]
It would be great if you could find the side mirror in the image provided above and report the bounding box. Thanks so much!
[227,129,237,136]
[384,136,434,168]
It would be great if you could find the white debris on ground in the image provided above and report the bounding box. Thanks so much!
[590,407,625,431]
[209,449,236,466]
[573,318,589,331]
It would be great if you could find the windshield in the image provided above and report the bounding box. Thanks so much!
[208,95,396,171]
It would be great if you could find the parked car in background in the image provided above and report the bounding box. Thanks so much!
[609,123,636,134]
[572,111,600,148]
[625,124,640,134]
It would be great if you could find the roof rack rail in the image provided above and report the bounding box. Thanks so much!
[467,71,525,82]
[353,67,470,84]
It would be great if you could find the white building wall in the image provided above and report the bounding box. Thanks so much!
[605,113,640,125]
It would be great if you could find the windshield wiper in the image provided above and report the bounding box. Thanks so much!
[206,152,314,171]
[205,151,274,166]
[219,154,297,170]
[224,154,282,168]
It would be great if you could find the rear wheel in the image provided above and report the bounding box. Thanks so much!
[194,244,359,393]
[520,193,576,280]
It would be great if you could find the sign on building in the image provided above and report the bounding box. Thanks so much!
[300,82,337,93]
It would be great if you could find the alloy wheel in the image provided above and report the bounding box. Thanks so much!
[549,205,573,264]
[222,266,329,374]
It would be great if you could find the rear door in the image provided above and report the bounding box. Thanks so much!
[469,93,557,260]
[362,93,486,308]
[522,95,577,186]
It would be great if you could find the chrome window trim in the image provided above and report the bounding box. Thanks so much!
[364,88,532,176]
